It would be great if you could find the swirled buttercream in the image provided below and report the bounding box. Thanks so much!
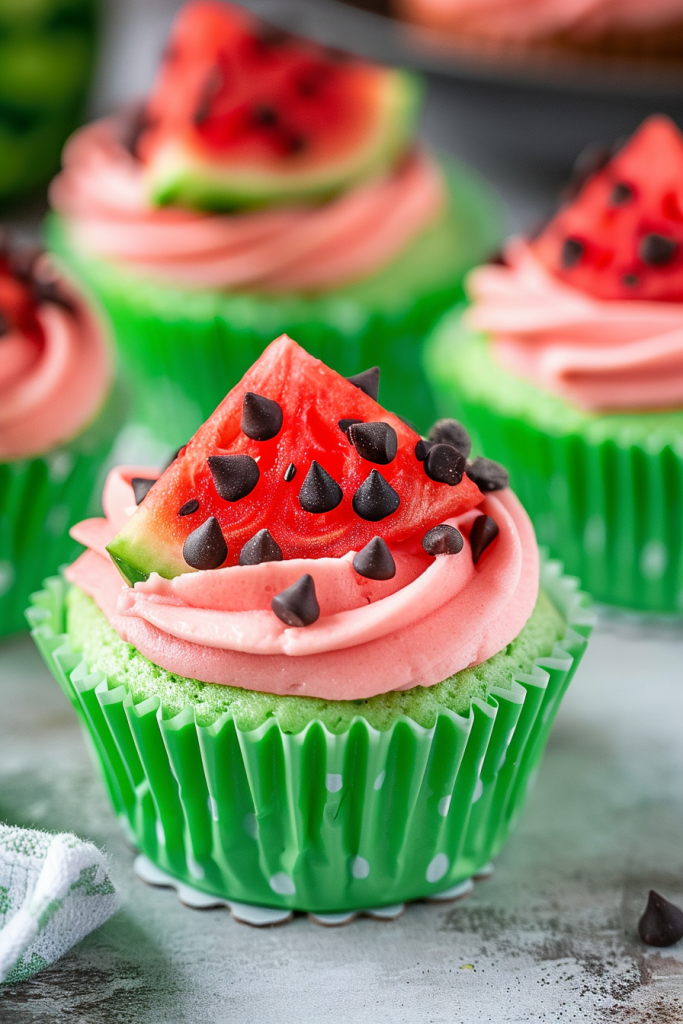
[466,239,683,412]
[65,464,539,700]
[50,117,444,293]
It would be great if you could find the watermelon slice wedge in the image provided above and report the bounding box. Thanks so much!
[106,335,483,583]
[136,0,420,211]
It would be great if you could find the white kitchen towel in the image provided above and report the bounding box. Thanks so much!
[0,823,119,984]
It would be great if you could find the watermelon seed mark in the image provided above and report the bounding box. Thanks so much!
[284,463,297,482]
[178,499,199,517]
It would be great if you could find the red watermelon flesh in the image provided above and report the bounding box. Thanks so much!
[533,115,683,303]
[136,0,420,211]
[106,336,483,583]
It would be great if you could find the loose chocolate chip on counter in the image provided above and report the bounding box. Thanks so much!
[131,477,156,505]
[422,524,464,556]
[610,181,634,206]
[352,470,400,521]
[338,418,362,434]
[470,515,499,563]
[638,890,683,947]
[466,457,509,492]
[424,444,466,486]
[414,438,434,461]
[239,528,283,566]
[283,462,297,482]
[638,233,677,266]
[347,421,398,465]
[299,461,343,513]
[561,237,584,268]
[623,273,640,288]
[353,536,396,580]
[241,392,283,440]
[208,454,260,502]
[183,516,227,570]
[271,573,320,627]
[428,418,472,458]
[178,498,199,517]
[346,366,380,402]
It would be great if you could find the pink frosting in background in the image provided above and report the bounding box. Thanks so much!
[466,239,683,412]
[0,283,112,461]
[50,117,444,294]
[66,466,539,701]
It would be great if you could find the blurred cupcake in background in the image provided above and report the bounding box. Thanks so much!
[1,237,122,638]
[46,0,500,449]
[426,115,683,614]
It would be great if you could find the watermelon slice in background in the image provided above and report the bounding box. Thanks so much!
[107,335,483,583]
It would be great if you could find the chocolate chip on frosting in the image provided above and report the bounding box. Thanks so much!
[352,470,400,521]
[561,237,584,269]
[208,454,260,502]
[283,462,297,482]
[638,890,683,947]
[347,421,397,465]
[638,233,677,266]
[346,366,380,402]
[182,516,227,570]
[428,419,471,458]
[466,457,509,492]
[299,461,343,513]
[239,528,283,565]
[178,498,199,516]
[241,391,283,440]
[423,444,466,486]
[470,515,499,563]
[422,524,464,556]
[131,477,156,505]
[271,573,320,627]
[353,536,396,580]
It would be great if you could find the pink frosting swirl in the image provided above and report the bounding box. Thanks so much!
[0,276,112,462]
[65,464,539,701]
[466,239,683,412]
[50,117,444,294]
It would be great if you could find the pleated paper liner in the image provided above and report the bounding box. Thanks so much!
[26,559,591,915]
[45,160,501,445]
[426,315,683,615]
[0,384,126,639]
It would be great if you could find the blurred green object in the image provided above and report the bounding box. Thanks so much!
[0,0,97,202]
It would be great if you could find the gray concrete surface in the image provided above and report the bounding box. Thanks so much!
[1,618,682,1023]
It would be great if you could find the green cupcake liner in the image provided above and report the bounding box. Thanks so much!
[426,314,683,614]
[26,559,591,914]
[46,161,501,443]
[0,384,126,638]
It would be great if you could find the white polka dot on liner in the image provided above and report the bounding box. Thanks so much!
[351,856,370,879]
[426,853,449,883]
[472,779,484,803]
[269,872,296,896]
[326,774,342,793]
[373,771,386,791]
[437,796,451,817]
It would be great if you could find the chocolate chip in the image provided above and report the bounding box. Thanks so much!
[352,470,400,521]
[271,573,320,627]
[254,105,278,126]
[338,418,362,434]
[208,455,260,502]
[346,366,380,402]
[610,182,634,206]
[428,419,472,458]
[466,457,509,492]
[353,536,396,580]
[623,273,640,287]
[561,238,584,268]
[422,524,464,556]
[470,515,499,563]
[178,499,199,516]
[239,528,283,566]
[183,517,227,570]
[283,462,297,482]
[638,233,677,266]
[638,890,683,947]
[131,477,156,505]
[241,392,283,441]
[414,438,434,461]
[299,461,343,513]
[424,444,466,486]
[347,422,398,465]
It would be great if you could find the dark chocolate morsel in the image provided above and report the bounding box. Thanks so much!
[241,392,283,441]
[283,462,297,482]
[428,418,472,458]
[353,536,396,580]
[352,470,400,521]
[131,477,156,505]
[183,516,227,570]
[610,181,634,206]
[208,454,260,502]
[422,524,464,556]
[299,461,343,513]
[239,528,283,566]
[346,366,380,402]
[561,237,584,269]
[470,515,499,563]
[271,573,320,627]
[347,421,398,465]
[414,438,434,461]
[638,890,683,947]
[178,498,199,517]
[623,273,639,287]
[424,444,466,486]
[638,233,677,266]
[466,456,509,492]
[338,418,363,434]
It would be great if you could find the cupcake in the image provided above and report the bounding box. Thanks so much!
[426,115,683,614]
[46,0,500,449]
[1,237,122,638]
[28,334,591,914]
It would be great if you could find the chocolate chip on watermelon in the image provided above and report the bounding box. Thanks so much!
[241,393,283,441]
[423,444,466,486]
[428,418,471,458]
[347,367,381,402]
[136,1,420,211]
[346,421,397,465]
[239,528,283,565]
[131,478,157,505]
[106,335,483,583]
